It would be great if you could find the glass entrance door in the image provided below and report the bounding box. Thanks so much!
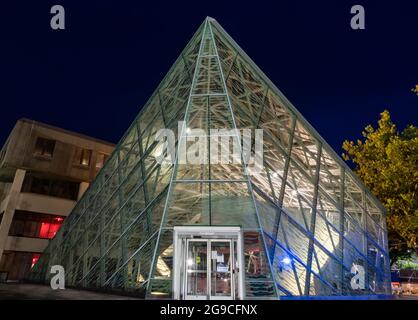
[184,239,234,300]
[185,240,208,299]
[210,240,233,299]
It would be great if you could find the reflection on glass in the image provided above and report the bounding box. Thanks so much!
[186,241,207,296]
[210,241,232,296]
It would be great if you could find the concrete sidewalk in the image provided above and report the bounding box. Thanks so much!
[1,283,417,300]
[0,283,139,300]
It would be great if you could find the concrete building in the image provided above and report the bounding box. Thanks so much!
[0,119,114,281]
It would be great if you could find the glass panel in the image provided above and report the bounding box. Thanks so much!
[243,231,276,297]
[253,189,278,235]
[366,239,390,294]
[260,91,293,152]
[140,111,164,155]
[175,98,208,182]
[271,241,306,296]
[193,56,223,95]
[210,241,232,297]
[276,214,310,266]
[342,239,368,295]
[212,26,235,75]
[229,93,255,129]
[186,241,208,297]
[201,25,216,56]
[344,175,365,228]
[365,195,386,249]
[209,96,234,130]
[210,182,257,227]
[311,244,342,293]
[315,193,343,260]
[187,96,208,132]
[291,121,319,178]
[318,148,343,205]
[166,183,209,226]
[286,160,316,208]
[209,133,245,181]
[124,235,156,292]
[159,61,189,115]
[224,55,267,125]
[103,240,123,284]
[281,182,313,232]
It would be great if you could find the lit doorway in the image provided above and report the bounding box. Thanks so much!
[173,226,244,300]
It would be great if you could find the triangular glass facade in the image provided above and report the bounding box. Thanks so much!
[30,17,391,299]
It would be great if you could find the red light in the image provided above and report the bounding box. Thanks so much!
[31,254,40,268]
[48,223,61,238]
[39,222,50,238]
[39,217,64,239]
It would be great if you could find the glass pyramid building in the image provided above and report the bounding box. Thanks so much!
[30,17,391,299]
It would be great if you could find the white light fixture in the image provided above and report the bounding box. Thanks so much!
[281,257,291,265]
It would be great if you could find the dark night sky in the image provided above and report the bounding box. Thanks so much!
[1,1,417,156]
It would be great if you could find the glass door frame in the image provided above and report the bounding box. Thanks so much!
[208,239,234,300]
[173,226,244,300]
[184,238,210,300]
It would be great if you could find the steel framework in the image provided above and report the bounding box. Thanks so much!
[30,17,391,298]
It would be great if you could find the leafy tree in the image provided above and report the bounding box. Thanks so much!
[343,110,418,264]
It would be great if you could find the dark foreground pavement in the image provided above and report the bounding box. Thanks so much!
[0,283,417,300]
[394,294,418,300]
[0,283,139,300]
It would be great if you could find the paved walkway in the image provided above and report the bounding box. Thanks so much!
[0,283,139,300]
[1,283,417,300]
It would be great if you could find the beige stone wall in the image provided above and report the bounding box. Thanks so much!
[1,119,114,183]
[0,119,115,272]
[16,193,76,216]
[0,169,26,261]
[5,236,49,253]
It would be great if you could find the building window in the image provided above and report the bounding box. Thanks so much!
[9,211,65,239]
[95,152,109,170]
[34,137,56,158]
[0,139,8,165]
[31,253,41,268]
[73,147,92,166]
[21,175,80,200]
[0,251,42,280]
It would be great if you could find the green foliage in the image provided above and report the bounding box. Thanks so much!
[397,259,418,270]
[343,110,418,264]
